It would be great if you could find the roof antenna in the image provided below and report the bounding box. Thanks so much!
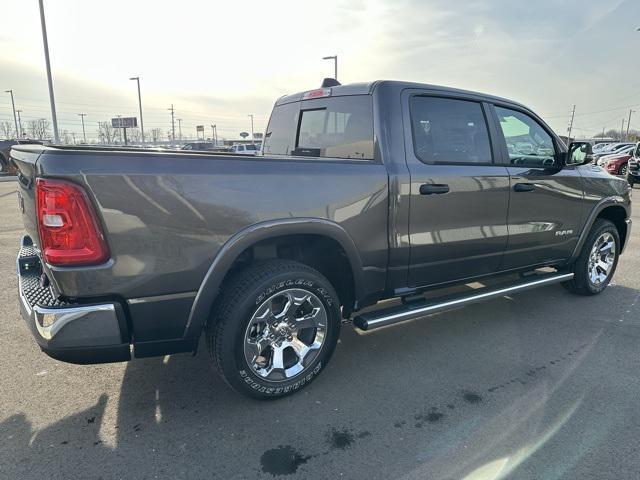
[321,78,341,88]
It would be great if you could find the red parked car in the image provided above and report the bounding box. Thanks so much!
[605,151,632,176]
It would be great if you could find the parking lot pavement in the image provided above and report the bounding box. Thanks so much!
[0,180,639,480]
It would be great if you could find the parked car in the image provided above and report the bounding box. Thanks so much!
[604,148,634,175]
[593,142,635,163]
[598,145,635,167]
[181,141,217,151]
[230,143,260,155]
[12,80,632,399]
[627,143,640,187]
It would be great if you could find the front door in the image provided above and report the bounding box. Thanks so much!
[490,104,584,269]
[404,94,510,288]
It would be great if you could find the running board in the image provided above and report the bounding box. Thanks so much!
[353,272,574,331]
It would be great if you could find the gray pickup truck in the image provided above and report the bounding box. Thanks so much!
[13,80,632,399]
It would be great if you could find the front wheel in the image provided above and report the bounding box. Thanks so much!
[563,219,620,295]
[206,260,341,400]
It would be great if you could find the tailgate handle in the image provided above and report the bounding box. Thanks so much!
[514,182,535,192]
[420,184,450,195]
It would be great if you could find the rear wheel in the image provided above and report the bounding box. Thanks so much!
[620,164,628,176]
[563,219,619,296]
[206,260,341,400]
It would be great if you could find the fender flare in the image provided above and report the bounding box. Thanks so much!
[182,218,365,339]
[567,196,630,263]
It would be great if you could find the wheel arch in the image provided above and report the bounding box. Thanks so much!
[568,197,630,264]
[182,218,365,339]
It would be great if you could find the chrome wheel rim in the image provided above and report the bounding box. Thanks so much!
[243,288,327,382]
[587,232,616,286]
[621,165,627,176]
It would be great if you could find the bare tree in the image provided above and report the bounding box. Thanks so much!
[150,128,163,143]
[97,121,119,144]
[0,121,14,139]
[60,129,72,145]
[126,127,141,143]
[27,119,51,140]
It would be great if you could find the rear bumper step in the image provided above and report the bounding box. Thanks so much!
[353,272,574,331]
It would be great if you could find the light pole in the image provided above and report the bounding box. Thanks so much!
[129,77,145,145]
[78,113,86,143]
[168,104,175,142]
[38,0,59,143]
[626,109,635,140]
[177,118,183,140]
[16,109,23,138]
[322,55,338,80]
[5,90,19,139]
[248,114,255,144]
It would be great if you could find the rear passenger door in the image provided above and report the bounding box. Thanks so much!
[403,93,510,287]
[490,104,584,269]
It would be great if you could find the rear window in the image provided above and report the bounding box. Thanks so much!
[295,96,373,159]
[245,144,258,150]
[262,96,374,160]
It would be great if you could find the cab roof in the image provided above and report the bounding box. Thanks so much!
[274,79,528,111]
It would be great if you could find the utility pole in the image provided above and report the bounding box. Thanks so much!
[567,105,576,144]
[322,55,338,80]
[16,109,23,138]
[129,77,145,145]
[176,118,183,140]
[248,114,255,144]
[168,104,175,142]
[78,113,86,143]
[626,109,634,140]
[211,124,215,143]
[621,118,626,141]
[602,126,605,139]
[38,0,59,143]
[5,90,19,139]
[71,132,76,144]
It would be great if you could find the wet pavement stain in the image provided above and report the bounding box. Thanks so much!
[414,409,444,428]
[260,446,312,476]
[462,392,482,404]
[327,429,355,450]
[394,420,406,428]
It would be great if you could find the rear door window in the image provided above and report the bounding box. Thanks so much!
[410,96,493,165]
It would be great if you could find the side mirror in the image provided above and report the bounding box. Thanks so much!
[566,141,593,166]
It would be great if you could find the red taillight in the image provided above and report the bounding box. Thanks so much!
[36,178,109,266]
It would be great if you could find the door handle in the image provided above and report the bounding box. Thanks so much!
[420,183,449,195]
[513,182,535,192]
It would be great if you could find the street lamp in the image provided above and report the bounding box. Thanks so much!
[5,90,18,139]
[78,113,86,143]
[129,77,145,145]
[322,55,338,80]
[38,0,59,143]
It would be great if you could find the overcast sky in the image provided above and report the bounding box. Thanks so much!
[1,0,639,142]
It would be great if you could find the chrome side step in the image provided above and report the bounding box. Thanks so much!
[353,272,574,331]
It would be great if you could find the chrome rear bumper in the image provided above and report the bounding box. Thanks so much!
[17,235,130,364]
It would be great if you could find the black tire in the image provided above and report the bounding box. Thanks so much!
[206,259,341,400]
[563,219,620,296]
[620,164,628,176]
